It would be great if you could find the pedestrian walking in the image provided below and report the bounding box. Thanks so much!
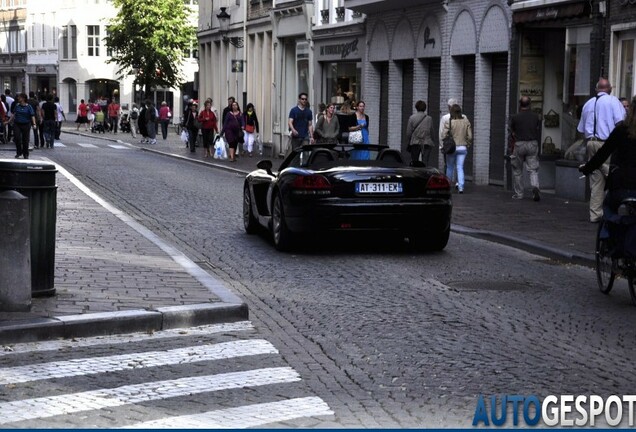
[222,101,243,162]
[441,104,472,193]
[579,95,636,213]
[577,78,625,223]
[184,101,199,152]
[108,99,120,133]
[349,101,370,160]
[336,101,354,143]
[4,89,14,142]
[314,103,339,145]
[509,96,542,201]
[404,100,434,165]
[222,97,235,128]
[129,103,139,138]
[75,99,89,131]
[197,99,218,157]
[158,101,172,140]
[40,94,57,149]
[138,103,148,143]
[145,100,158,145]
[89,99,101,130]
[10,93,37,159]
[288,92,314,150]
[27,92,42,148]
[54,97,66,141]
[242,103,260,157]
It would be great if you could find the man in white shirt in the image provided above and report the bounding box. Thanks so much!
[577,78,625,223]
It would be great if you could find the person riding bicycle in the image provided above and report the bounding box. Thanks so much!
[579,95,636,214]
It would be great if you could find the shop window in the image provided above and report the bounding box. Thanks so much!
[564,26,591,118]
[616,35,635,100]
[323,61,361,110]
[297,41,309,96]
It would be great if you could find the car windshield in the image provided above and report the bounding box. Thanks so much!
[284,144,402,169]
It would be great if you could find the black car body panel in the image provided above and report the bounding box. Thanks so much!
[243,144,452,250]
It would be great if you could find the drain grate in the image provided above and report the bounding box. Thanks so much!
[445,281,547,292]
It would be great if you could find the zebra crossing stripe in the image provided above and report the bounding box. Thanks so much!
[126,397,334,428]
[77,143,97,148]
[0,367,301,425]
[108,144,129,149]
[0,339,277,385]
[0,321,254,357]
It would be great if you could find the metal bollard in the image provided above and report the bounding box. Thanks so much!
[0,190,32,311]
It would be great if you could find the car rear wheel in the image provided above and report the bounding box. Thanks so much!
[243,185,258,234]
[410,226,450,252]
[272,193,293,251]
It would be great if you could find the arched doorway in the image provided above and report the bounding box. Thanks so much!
[63,78,77,113]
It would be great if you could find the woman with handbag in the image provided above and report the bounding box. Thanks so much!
[349,101,370,160]
[221,101,243,162]
[197,99,219,158]
[184,101,199,152]
[242,103,260,157]
[441,104,472,193]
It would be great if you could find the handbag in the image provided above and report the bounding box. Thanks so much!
[245,124,255,134]
[441,118,456,155]
[348,129,363,144]
[193,118,202,129]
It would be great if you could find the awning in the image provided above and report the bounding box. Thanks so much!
[513,2,586,24]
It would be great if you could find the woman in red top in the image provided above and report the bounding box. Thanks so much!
[158,101,172,140]
[75,99,89,131]
[197,99,219,157]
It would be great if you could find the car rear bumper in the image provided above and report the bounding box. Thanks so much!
[284,199,452,233]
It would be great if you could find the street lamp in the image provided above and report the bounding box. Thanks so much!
[217,7,244,48]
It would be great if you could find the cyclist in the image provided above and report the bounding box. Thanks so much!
[579,95,636,213]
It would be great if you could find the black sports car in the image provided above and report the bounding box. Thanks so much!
[243,144,452,251]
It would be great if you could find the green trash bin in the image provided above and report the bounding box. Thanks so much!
[0,159,57,297]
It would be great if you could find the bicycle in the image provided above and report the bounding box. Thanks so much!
[595,197,636,305]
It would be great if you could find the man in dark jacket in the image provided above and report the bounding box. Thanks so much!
[509,96,541,202]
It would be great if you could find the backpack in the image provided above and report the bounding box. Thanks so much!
[130,109,138,120]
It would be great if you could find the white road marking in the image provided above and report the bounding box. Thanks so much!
[0,321,254,357]
[77,143,97,148]
[0,339,277,385]
[108,144,130,149]
[0,367,301,425]
[53,142,66,147]
[127,397,334,428]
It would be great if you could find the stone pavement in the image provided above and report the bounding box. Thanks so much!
[0,125,597,343]
[127,128,597,265]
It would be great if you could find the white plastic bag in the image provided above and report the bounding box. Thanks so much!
[180,129,189,143]
[255,134,263,155]
[214,136,228,160]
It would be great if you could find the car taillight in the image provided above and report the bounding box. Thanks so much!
[426,174,451,191]
[291,174,332,195]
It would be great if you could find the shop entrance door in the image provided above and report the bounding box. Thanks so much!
[489,54,508,185]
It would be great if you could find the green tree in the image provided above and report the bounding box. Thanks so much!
[105,0,196,97]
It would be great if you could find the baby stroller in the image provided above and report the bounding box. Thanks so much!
[120,113,131,133]
[92,111,106,133]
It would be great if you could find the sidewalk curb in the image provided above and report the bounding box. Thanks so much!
[452,224,595,268]
[0,302,248,344]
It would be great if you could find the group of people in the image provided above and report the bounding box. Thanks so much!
[2,89,67,159]
[290,93,371,158]
[181,96,261,162]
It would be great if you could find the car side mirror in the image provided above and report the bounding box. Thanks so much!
[257,160,274,176]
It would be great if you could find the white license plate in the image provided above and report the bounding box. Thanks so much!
[356,182,403,194]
